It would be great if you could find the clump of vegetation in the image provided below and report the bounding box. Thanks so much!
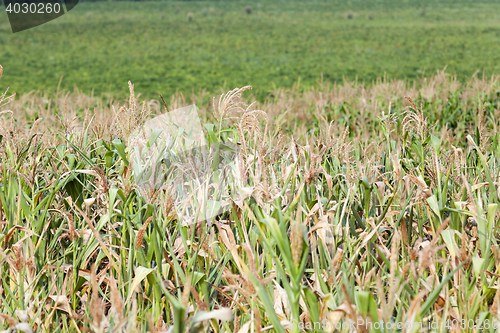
[420,9,426,16]
[245,5,253,14]
[368,14,374,20]
[202,7,217,17]
[186,12,193,22]
[346,11,354,19]
[2,65,500,331]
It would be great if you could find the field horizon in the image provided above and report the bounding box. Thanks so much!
[1,0,500,99]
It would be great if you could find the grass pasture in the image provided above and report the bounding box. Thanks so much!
[1,0,500,99]
[2,66,500,331]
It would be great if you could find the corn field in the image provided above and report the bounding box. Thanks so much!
[2,65,500,332]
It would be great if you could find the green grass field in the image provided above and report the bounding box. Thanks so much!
[1,0,500,99]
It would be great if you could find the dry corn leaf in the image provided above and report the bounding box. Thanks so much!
[237,321,252,333]
[273,281,291,321]
[192,308,233,322]
[325,310,345,333]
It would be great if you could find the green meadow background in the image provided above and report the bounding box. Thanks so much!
[1,0,500,99]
